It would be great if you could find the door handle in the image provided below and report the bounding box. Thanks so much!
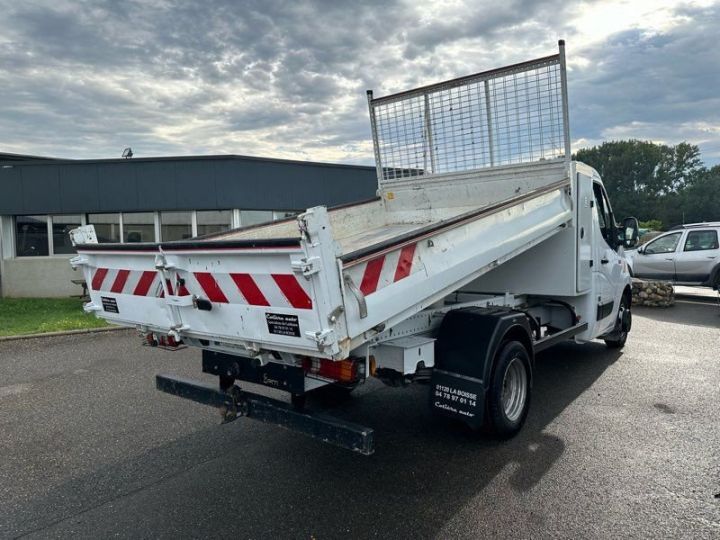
[600,258,609,264]
[665,258,674,261]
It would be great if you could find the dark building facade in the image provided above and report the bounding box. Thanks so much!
[0,153,377,297]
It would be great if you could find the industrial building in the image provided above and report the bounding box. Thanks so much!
[0,153,376,297]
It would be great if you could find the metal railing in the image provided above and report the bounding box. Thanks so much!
[367,41,571,186]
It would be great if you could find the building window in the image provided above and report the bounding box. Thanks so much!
[160,211,192,241]
[88,213,120,243]
[15,215,49,256]
[51,215,82,254]
[123,212,156,243]
[196,210,232,236]
[241,210,273,227]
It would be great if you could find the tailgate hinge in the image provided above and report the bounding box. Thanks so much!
[305,328,338,352]
[154,253,176,270]
[69,225,98,246]
[291,256,321,277]
[168,324,191,341]
[69,255,89,268]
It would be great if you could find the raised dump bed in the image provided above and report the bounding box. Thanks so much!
[72,45,574,361]
[72,160,571,360]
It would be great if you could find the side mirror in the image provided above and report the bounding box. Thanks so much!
[622,217,639,248]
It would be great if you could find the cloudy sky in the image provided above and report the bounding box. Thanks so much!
[0,0,718,166]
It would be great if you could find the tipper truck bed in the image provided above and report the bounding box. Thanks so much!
[71,41,639,454]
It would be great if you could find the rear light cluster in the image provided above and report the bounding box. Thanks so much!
[144,333,184,349]
[302,357,360,383]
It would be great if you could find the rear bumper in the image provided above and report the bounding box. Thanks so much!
[155,374,374,455]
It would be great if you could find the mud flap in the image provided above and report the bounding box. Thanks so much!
[430,368,485,429]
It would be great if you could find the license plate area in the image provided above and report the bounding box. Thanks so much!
[202,350,306,394]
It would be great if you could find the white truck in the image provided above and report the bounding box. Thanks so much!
[70,41,639,455]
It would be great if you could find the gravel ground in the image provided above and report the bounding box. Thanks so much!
[0,298,718,539]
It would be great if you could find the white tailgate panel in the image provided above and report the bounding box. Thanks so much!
[164,249,323,352]
[77,247,333,357]
[81,252,174,330]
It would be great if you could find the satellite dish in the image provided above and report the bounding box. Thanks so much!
[122,147,133,159]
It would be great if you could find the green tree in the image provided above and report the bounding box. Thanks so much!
[682,165,720,223]
[574,140,705,227]
[639,219,663,231]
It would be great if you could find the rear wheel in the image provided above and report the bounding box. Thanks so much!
[604,294,631,349]
[487,341,531,438]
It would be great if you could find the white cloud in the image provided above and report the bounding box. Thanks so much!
[0,0,717,166]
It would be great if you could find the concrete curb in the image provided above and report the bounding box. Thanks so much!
[0,325,131,343]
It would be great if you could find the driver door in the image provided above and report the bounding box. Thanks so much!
[633,232,682,280]
[591,182,624,334]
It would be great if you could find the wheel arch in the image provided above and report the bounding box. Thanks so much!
[623,284,633,306]
[707,263,720,290]
[432,307,534,432]
[435,307,534,389]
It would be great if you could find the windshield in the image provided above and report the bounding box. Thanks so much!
[644,232,681,254]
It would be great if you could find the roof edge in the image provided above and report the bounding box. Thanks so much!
[0,152,375,171]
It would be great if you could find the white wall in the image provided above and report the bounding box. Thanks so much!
[0,216,82,298]
[1,256,81,297]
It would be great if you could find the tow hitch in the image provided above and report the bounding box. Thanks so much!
[155,374,375,455]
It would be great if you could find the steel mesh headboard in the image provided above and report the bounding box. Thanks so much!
[367,41,571,187]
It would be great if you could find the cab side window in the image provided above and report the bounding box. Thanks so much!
[683,230,718,252]
[592,183,614,247]
[644,232,682,254]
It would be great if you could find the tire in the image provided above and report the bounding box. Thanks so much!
[604,294,631,349]
[604,333,627,349]
[487,340,531,439]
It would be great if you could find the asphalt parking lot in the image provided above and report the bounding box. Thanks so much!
[1,294,719,539]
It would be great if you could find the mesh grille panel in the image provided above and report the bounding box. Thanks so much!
[370,55,568,184]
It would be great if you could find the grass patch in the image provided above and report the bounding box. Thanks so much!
[0,297,109,337]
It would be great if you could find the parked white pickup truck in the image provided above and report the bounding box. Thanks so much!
[70,41,639,454]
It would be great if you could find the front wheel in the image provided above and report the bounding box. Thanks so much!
[487,340,531,438]
[604,295,631,349]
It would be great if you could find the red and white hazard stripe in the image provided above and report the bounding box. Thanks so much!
[91,268,163,297]
[89,268,313,310]
[346,242,420,297]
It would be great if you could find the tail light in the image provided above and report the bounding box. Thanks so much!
[159,335,182,348]
[143,332,184,350]
[303,357,359,383]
